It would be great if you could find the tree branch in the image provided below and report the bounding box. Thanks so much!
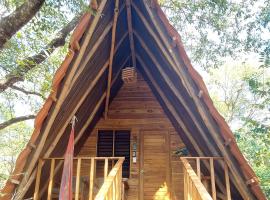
[0,115,35,130]
[0,14,81,93]
[0,0,45,50]
[10,85,46,100]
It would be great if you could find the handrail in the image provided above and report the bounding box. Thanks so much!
[95,158,125,200]
[181,157,213,200]
[33,157,125,200]
[181,157,231,200]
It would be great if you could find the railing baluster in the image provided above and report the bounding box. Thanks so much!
[34,157,124,199]
[104,158,109,200]
[95,158,124,200]
[104,158,108,179]
[181,157,212,200]
[89,158,95,200]
[113,177,116,199]
[34,159,43,200]
[224,160,231,200]
[47,159,55,200]
[75,158,82,200]
[210,158,216,200]
[196,157,201,180]
[122,182,125,200]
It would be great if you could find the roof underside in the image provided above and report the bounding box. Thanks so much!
[2,0,266,200]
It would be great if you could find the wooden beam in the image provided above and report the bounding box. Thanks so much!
[73,58,130,144]
[37,55,130,198]
[210,158,217,200]
[137,55,203,158]
[196,157,201,180]
[129,10,236,185]
[131,6,229,176]
[75,158,82,200]
[135,28,225,160]
[224,161,232,200]
[14,1,109,199]
[181,157,213,200]
[104,158,109,179]
[141,3,254,199]
[136,55,226,194]
[133,31,220,156]
[104,0,120,119]
[47,159,55,200]
[33,159,42,200]
[89,158,95,200]
[126,0,136,68]
[71,4,126,87]
[131,12,246,194]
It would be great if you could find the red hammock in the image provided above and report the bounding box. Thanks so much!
[59,118,75,200]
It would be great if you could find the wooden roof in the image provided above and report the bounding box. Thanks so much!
[1,0,266,199]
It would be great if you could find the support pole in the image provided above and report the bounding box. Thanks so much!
[104,0,120,119]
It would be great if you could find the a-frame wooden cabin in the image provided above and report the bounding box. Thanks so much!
[1,0,267,200]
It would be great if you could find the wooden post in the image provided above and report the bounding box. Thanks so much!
[47,159,55,200]
[126,0,136,68]
[224,161,231,200]
[104,158,109,180]
[196,157,201,180]
[210,158,216,200]
[135,37,226,193]
[89,158,95,200]
[104,0,120,119]
[33,159,43,200]
[141,2,256,199]
[122,182,125,200]
[15,2,109,198]
[75,158,82,200]
[35,33,130,200]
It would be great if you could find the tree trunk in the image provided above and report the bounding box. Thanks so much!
[0,14,81,93]
[0,115,35,130]
[0,0,45,50]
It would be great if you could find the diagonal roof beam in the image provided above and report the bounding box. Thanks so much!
[14,1,109,199]
[126,0,136,68]
[38,55,131,198]
[141,2,255,199]
[135,39,226,195]
[104,0,120,119]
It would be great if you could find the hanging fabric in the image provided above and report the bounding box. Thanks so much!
[59,116,76,200]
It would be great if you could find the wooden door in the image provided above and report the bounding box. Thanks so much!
[140,130,171,200]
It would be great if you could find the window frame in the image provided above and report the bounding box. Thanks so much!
[96,129,132,178]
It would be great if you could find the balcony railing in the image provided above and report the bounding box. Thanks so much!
[180,157,231,200]
[33,157,125,200]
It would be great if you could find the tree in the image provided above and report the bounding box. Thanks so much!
[160,0,270,70]
[0,0,45,50]
[0,0,88,187]
[160,1,270,196]
[0,14,80,93]
[207,60,270,197]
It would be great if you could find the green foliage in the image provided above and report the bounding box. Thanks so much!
[207,60,270,197]
[0,0,87,188]
[0,122,32,188]
[160,1,270,196]
[160,0,270,70]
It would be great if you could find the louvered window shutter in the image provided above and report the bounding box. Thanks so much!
[114,130,130,178]
[97,130,130,178]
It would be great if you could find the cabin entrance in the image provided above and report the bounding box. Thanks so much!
[140,130,171,200]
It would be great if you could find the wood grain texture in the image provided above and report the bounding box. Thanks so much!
[78,73,186,199]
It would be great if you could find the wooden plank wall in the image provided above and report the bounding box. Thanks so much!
[77,73,186,200]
